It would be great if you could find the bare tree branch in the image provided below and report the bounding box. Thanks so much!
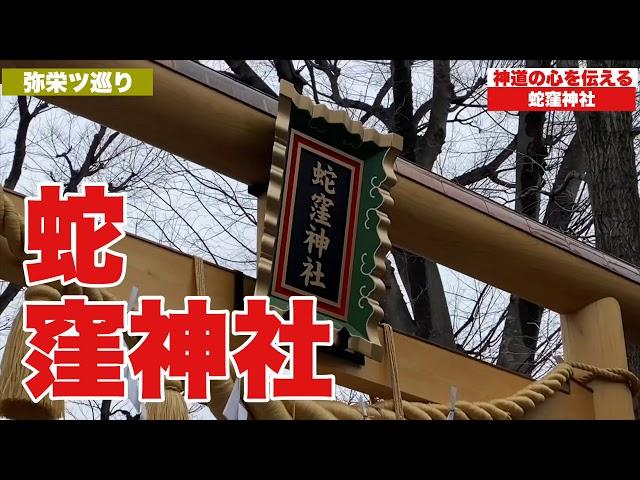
[452,137,518,186]
[224,60,277,97]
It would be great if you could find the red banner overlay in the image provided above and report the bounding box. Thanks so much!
[487,68,638,111]
[20,183,335,404]
[488,87,637,112]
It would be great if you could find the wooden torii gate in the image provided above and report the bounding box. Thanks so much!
[1,60,638,419]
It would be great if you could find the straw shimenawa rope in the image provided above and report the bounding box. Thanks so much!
[227,326,640,420]
[145,379,189,420]
[138,258,207,421]
[569,361,640,396]
[0,191,190,420]
[0,190,26,261]
[271,361,639,420]
[204,326,640,420]
[194,256,206,296]
[382,323,403,420]
[0,284,65,419]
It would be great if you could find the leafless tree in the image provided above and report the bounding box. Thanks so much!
[3,58,640,420]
